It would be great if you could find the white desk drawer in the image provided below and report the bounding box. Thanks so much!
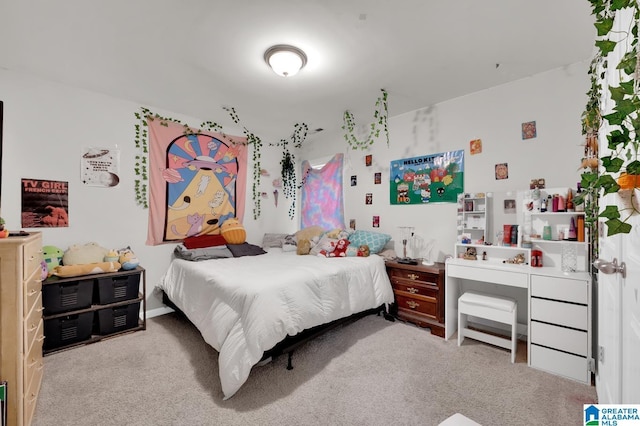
[530,275,588,304]
[531,298,588,330]
[530,344,589,383]
[447,264,527,288]
[530,321,587,356]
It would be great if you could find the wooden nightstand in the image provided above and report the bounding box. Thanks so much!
[385,260,446,337]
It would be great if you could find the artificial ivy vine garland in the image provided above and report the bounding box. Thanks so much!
[342,88,390,150]
[577,0,640,237]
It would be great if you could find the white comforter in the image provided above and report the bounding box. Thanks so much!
[158,251,394,399]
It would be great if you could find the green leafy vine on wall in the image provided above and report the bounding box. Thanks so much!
[342,88,389,150]
[577,0,640,237]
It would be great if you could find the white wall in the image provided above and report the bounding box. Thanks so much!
[302,61,590,261]
[0,69,286,312]
[0,60,590,312]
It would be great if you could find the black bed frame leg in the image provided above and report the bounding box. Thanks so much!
[286,351,294,370]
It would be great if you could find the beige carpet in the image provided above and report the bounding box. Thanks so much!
[32,313,597,426]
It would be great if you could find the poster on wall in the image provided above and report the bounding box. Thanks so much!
[81,147,121,187]
[21,178,69,228]
[389,150,464,205]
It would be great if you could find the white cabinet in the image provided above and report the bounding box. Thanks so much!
[529,273,592,383]
[456,193,490,244]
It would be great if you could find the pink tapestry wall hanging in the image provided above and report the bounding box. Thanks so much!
[146,119,247,245]
[300,153,345,230]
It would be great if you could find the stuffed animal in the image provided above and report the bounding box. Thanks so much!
[221,218,246,244]
[52,261,121,278]
[104,249,119,262]
[0,217,7,238]
[63,242,109,266]
[42,245,65,275]
[118,247,140,270]
[321,238,350,257]
[295,226,325,244]
[346,244,370,257]
[297,239,311,255]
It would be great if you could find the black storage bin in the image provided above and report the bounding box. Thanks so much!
[96,272,140,304]
[43,312,93,350]
[96,302,141,335]
[43,279,93,314]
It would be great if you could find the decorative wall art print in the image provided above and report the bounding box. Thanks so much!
[495,163,509,180]
[389,150,464,205]
[21,178,69,228]
[351,175,357,186]
[373,215,380,227]
[365,154,372,166]
[146,118,248,245]
[374,172,381,184]
[522,121,537,139]
[300,154,345,229]
[366,193,373,205]
[81,147,121,187]
[470,139,482,155]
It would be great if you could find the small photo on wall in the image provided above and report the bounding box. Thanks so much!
[470,139,482,155]
[365,193,373,205]
[373,215,380,228]
[351,175,357,186]
[522,121,537,140]
[349,219,356,230]
[374,172,381,184]
[365,155,372,167]
[495,163,509,180]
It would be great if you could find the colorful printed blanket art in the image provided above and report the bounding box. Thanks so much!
[300,153,345,230]
[146,119,247,245]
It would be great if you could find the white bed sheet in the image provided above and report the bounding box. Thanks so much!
[158,251,394,399]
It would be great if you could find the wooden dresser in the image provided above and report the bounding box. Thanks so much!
[0,232,44,426]
[385,260,446,337]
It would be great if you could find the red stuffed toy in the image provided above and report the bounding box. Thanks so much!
[326,238,350,257]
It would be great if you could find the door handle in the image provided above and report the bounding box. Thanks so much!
[593,258,626,278]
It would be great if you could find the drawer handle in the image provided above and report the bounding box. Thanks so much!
[407,273,419,280]
[406,300,420,309]
[407,287,419,294]
[28,358,40,367]
[37,307,45,312]
[28,289,38,296]
[37,335,45,342]
[29,323,38,331]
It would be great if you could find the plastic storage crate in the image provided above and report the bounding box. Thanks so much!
[43,312,93,350]
[43,279,93,314]
[96,302,141,335]
[96,271,140,304]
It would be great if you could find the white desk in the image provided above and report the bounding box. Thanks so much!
[445,257,593,383]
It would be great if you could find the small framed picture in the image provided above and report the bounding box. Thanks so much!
[522,121,537,140]
[365,193,373,205]
[351,175,357,186]
[374,172,381,184]
[470,139,482,155]
[504,199,516,214]
[349,219,356,230]
[365,155,372,167]
[495,163,509,180]
[373,215,380,228]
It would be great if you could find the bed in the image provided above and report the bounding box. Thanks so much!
[158,248,395,399]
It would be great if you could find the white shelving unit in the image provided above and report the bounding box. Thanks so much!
[456,193,491,245]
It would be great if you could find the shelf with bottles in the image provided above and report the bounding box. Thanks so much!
[456,193,490,244]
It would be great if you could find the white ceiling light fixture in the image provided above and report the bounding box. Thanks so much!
[264,44,307,77]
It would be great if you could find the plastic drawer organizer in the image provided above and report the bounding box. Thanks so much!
[42,266,146,354]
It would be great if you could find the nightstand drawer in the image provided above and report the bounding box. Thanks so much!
[395,293,437,318]
[387,268,439,286]
[392,280,438,298]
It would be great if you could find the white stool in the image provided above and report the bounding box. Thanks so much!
[458,291,517,363]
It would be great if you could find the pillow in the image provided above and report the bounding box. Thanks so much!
[227,243,267,257]
[184,234,227,249]
[348,230,391,254]
[262,233,288,248]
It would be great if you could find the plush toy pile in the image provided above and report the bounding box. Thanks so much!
[43,242,140,278]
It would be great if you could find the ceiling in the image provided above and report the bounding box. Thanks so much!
[0,0,596,142]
